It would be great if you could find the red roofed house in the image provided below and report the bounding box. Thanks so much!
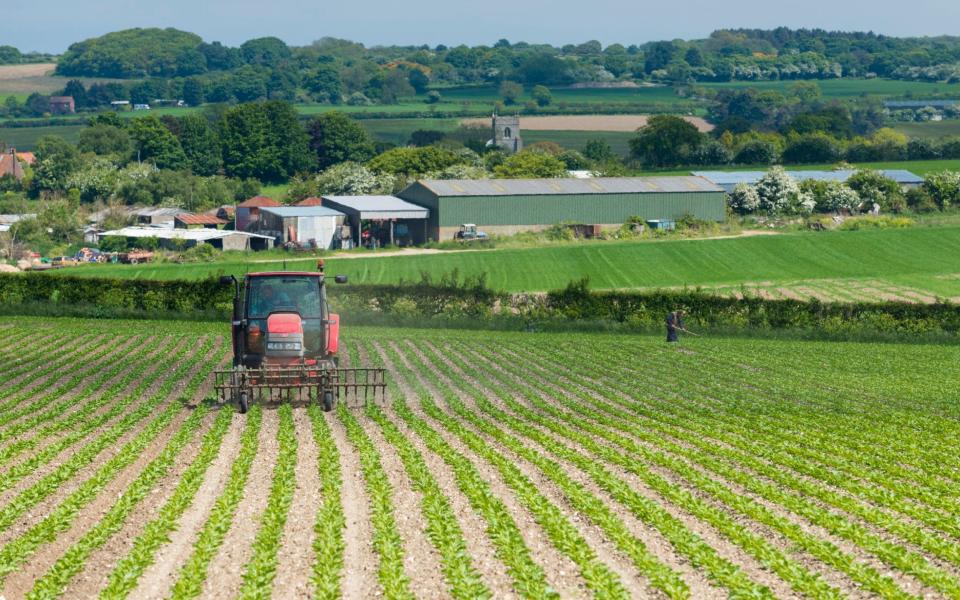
[0,148,26,181]
[235,196,281,232]
[296,197,324,206]
[49,96,76,115]
[15,152,35,166]
[175,214,228,230]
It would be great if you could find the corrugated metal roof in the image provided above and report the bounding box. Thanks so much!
[0,214,36,224]
[100,227,274,241]
[133,207,189,217]
[175,214,227,225]
[260,206,345,218]
[322,196,430,219]
[414,176,723,196]
[693,169,924,185]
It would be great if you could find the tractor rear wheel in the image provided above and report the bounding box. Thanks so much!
[239,391,249,414]
[322,390,334,412]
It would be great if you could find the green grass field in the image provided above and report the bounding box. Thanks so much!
[56,227,960,297]
[438,84,688,105]
[699,78,960,98]
[893,120,960,139]
[0,124,84,149]
[638,158,960,176]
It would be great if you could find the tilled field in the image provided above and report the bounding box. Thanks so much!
[662,276,960,304]
[1,317,959,599]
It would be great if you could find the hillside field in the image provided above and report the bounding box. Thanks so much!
[0,316,958,598]
[893,120,960,139]
[59,227,960,301]
[698,78,960,98]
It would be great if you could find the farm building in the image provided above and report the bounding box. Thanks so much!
[99,227,274,251]
[133,207,189,227]
[397,177,726,241]
[0,213,36,234]
[321,195,430,247]
[48,96,75,115]
[236,196,281,232]
[174,214,227,229]
[693,170,924,193]
[258,206,346,249]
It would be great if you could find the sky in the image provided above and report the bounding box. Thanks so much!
[4,0,960,53]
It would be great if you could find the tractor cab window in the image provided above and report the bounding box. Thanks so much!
[246,277,322,319]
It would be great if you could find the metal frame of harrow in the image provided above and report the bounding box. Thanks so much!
[215,366,387,408]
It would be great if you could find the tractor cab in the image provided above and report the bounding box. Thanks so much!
[215,264,385,413]
[234,272,340,370]
[455,223,488,242]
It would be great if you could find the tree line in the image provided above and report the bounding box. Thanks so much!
[19,26,960,100]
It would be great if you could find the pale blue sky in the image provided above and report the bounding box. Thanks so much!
[4,0,960,53]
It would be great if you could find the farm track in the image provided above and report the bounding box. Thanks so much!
[2,318,960,598]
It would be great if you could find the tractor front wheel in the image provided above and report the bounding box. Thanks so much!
[322,390,334,412]
[239,391,249,414]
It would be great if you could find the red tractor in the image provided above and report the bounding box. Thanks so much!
[215,263,386,413]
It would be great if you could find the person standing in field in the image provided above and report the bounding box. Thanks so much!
[666,309,685,342]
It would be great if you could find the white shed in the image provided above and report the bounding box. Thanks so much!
[258,206,346,249]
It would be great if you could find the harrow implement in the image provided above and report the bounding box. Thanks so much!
[215,365,387,413]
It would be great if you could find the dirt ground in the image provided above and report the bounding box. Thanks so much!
[461,114,714,132]
[0,64,57,80]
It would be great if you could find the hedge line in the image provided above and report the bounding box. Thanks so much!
[1,273,957,336]
[536,279,960,336]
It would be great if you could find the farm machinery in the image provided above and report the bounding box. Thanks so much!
[214,263,387,413]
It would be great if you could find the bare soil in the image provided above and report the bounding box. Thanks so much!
[0,64,56,79]
[270,407,322,599]
[429,341,725,599]
[373,342,519,598]
[199,406,279,599]
[358,413,449,598]
[327,409,381,600]
[393,341,591,598]
[130,412,244,599]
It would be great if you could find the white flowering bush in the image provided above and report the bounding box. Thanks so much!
[66,158,118,203]
[819,181,861,212]
[754,167,799,213]
[728,182,760,214]
[314,162,396,195]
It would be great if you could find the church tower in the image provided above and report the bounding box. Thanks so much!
[492,114,522,154]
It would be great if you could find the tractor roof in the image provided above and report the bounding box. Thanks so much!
[248,272,323,278]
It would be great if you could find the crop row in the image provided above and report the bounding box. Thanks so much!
[0,334,221,590]
[0,334,175,475]
[344,326,960,599]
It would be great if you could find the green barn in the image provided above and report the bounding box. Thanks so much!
[398,176,727,240]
